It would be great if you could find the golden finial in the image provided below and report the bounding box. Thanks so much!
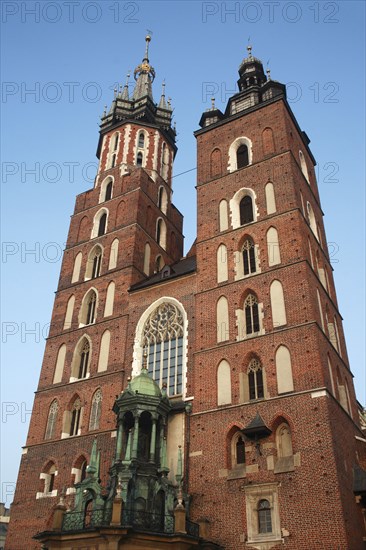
[144,31,152,59]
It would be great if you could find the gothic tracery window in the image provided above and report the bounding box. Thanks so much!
[70,398,82,436]
[89,389,102,431]
[78,340,90,379]
[242,238,256,275]
[143,303,184,396]
[248,358,264,400]
[45,400,58,440]
[244,294,260,335]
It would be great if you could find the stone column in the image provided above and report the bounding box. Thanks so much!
[149,419,157,462]
[131,414,140,460]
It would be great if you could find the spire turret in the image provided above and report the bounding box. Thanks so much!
[132,34,155,100]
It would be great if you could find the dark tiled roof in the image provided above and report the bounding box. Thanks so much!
[130,256,196,292]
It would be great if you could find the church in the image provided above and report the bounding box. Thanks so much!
[5,36,366,549]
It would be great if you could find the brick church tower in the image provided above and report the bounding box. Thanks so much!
[6,39,366,550]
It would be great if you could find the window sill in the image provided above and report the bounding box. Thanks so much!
[227,466,246,480]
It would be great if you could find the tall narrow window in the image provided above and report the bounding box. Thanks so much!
[244,294,260,335]
[137,152,143,167]
[265,182,276,214]
[243,238,256,275]
[258,500,272,534]
[237,144,249,168]
[239,196,253,225]
[248,358,264,400]
[143,302,184,396]
[78,340,90,379]
[98,330,110,373]
[217,244,228,283]
[143,243,151,275]
[217,360,232,405]
[53,344,66,384]
[89,389,102,431]
[109,239,119,270]
[85,292,97,325]
[236,436,245,464]
[270,280,287,327]
[138,132,145,148]
[45,400,58,440]
[63,295,75,330]
[217,296,230,342]
[98,213,107,237]
[267,227,281,266]
[85,246,103,280]
[219,199,229,231]
[105,181,112,201]
[156,219,167,249]
[70,399,82,436]
[299,150,309,182]
[71,252,82,283]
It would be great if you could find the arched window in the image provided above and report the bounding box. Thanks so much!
[143,243,151,275]
[63,295,75,330]
[239,195,253,225]
[248,358,264,400]
[71,252,82,283]
[158,186,168,214]
[307,202,318,239]
[299,150,309,182]
[217,244,228,283]
[37,462,58,498]
[217,296,229,343]
[275,346,294,394]
[98,330,110,372]
[138,131,145,148]
[98,213,107,236]
[105,181,112,201]
[53,344,66,384]
[143,302,184,396]
[258,500,272,534]
[108,238,119,270]
[70,398,82,436]
[156,218,167,250]
[262,127,275,155]
[219,199,229,231]
[217,360,232,405]
[80,290,97,326]
[266,227,281,266]
[107,133,119,169]
[85,245,103,280]
[244,294,260,335]
[242,238,256,275]
[78,340,90,379]
[210,148,222,177]
[89,389,102,431]
[237,144,249,169]
[161,142,169,180]
[104,281,115,317]
[236,435,245,464]
[265,182,276,214]
[137,152,143,167]
[45,400,58,440]
[276,423,293,458]
[270,280,287,327]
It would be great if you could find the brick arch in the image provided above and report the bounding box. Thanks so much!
[225,424,244,469]
[237,232,255,251]
[239,287,259,308]
[116,200,126,226]
[210,147,222,178]
[77,216,89,242]
[262,127,275,155]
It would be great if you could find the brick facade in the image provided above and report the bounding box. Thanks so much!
[6,43,366,550]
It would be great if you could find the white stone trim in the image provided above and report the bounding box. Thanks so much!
[132,297,189,399]
[227,136,253,173]
[99,175,114,203]
[229,187,258,230]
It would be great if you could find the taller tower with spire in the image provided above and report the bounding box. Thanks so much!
[6,40,366,550]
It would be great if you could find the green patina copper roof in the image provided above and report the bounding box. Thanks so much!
[129,367,162,397]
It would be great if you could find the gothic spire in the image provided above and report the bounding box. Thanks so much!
[158,80,167,109]
[132,34,156,100]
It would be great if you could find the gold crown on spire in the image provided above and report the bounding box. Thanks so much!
[134,34,156,81]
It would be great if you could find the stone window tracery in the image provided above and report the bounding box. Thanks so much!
[45,400,58,440]
[89,389,102,431]
[248,358,264,400]
[143,303,184,396]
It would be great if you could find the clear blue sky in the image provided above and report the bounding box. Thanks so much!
[1,1,365,507]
